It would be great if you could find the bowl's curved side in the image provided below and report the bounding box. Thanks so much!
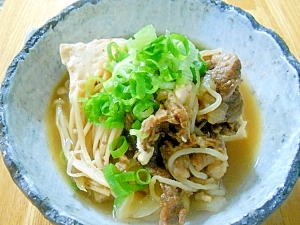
[205,2,300,225]
[0,56,84,225]
[0,1,91,225]
[0,0,299,225]
[219,2,300,224]
[219,1,300,78]
[233,150,300,225]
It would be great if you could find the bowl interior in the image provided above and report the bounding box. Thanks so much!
[1,0,299,225]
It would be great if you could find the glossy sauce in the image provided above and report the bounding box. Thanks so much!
[46,74,261,213]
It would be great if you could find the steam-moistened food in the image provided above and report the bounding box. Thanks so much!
[56,25,245,224]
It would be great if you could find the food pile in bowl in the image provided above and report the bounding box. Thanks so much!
[54,24,249,224]
[0,0,299,225]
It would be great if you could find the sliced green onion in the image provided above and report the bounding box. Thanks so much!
[85,76,104,97]
[101,77,115,93]
[60,151,67,165]
[114,169,151,185]
[115,171,136,183]
[179,41,198,70]
[146,59,166,77]
[190,57,208,89]
[70,179,79,191]
[82,25,206,129]
[199,62,208,77]
[135,169,151,185]
[103,164,132,197]
[132,99,158,121]
[159,81,176,90]
[129,129,149,139]
[107,42,118,61]
[128,183,147,192]
[139,35,167,61]
[181,67,193,83]
[106,61,117,73]
[128,24,157,50]
[113,83,131,99]
[113,196,127,213]
[119,98,137,112]
[131,120,141,129]
[109,136,129,158]
[167,33,190,60]
[83,97,101,124]
[107,42,128,62]
[135,65,156,73]
[129,72,147,100]
[111,54,136,78]
[100,101,112,117]
[104,115,124,129]
[103,163,151,213]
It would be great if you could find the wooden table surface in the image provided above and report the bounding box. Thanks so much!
[0,0,299,224]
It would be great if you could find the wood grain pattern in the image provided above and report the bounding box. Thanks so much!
[0,0,299,224]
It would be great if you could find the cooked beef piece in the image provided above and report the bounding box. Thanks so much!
[160,140,191,179]
[146,163,168,178]
[148,133,227,224]
[211,121,241,136]
[146,165,190,225]
[159,133,228,180]
[188,134,228,180]
[159,183,189,225]
[134,52,243,225]
[190,153,215,172]
[200,52,244,136]
[206,53,242,101]
[224,88,243,123]
[137,92,190,165]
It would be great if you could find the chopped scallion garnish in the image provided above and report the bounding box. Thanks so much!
[82,24,208,131]
[103,163,151,212]
[109,136,129,159]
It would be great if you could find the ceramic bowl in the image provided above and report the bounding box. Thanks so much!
[1,0,299,224]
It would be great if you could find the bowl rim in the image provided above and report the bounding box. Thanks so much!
[0,0,299,224]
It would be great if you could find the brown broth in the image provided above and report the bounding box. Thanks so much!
[222,80,262,197]
[46,74,261,213]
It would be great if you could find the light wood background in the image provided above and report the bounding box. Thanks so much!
[0,0,299,224]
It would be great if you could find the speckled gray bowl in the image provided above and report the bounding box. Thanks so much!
[0,0,299,224]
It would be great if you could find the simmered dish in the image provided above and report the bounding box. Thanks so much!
[55,25,246,224]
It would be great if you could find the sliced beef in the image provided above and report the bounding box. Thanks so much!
[137,92,190,165]
[159,183,189,225]
[190,153,215,172]
[160,141,191,179]
[224,88,243,123]
[188,134,228,180]
[200,52,244,136]
[159,133,228,180]
[146,165,190,225]
[135,51,243,225]
[206,53,242,101]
